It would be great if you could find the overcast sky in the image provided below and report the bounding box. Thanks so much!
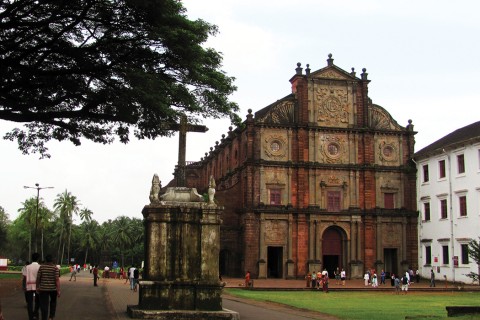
[1,0,479,223]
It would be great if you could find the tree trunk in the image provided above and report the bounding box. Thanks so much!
[84,247,89,266]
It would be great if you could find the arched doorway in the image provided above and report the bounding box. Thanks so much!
[322,227,345,277]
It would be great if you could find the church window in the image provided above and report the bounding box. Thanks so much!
[327,143,340,156]
[383,145,394,158]
[270,189,281,205]
[327,191,341,212]
[271,141,281,152]
[384,193,394,209]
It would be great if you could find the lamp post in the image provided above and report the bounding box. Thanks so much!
[24,183,54,253]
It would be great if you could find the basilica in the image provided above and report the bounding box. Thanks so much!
[178,54,418,279]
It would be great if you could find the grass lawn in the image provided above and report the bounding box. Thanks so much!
[225,289,480,319]
[0,273,22,279]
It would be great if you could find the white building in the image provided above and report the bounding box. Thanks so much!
[414,121,480,284]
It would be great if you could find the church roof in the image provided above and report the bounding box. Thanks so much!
[414,120,480,159]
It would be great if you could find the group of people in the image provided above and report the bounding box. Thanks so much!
[22,253,61,320]
[310,269,332,292]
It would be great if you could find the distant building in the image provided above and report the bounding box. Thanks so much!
[176,54,418,279]
[414,121,480,283]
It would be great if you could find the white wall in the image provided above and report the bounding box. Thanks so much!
[417,142,480,284]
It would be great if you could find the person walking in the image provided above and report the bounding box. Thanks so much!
[394,275,401,294]
[364,271,370,286]
[133,267,140,292]
[340,269,346,286]
[244,270,251,288]
[401,274,409,294]
[129,266,137,291]
[380,270,386,285]
[24,252,41,320]
[69,265,77,281]
[311,270,316,289]
[430,269,436,287]
[93,265,99,287]
[36,254,60,320]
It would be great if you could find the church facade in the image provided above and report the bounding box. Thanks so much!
[182,55,418,279]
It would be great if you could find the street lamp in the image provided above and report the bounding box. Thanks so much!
[24,183,54,253]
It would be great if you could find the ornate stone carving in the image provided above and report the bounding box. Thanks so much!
[315,85,349,126]
[256,101,294,124]
[149,174,161,203]
[264,220,288,244]
[319,135,346,163]
[208,175,216,204]
[159,187,204,202]
[264,134,288,160]
[317,70,349,80]
[378,141,398,162]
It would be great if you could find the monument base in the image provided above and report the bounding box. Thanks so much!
[127,305,240,319]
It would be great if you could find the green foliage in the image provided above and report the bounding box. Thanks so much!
[4,192,144,267]
[0,206,8,250]
[226,289,480,320]
[468,237,480,285]
[0,0,240,157]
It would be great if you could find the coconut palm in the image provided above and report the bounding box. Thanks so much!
[110,216,132,268]
[53,190,80,265]
[79,220,99,266]
[37,205,53,260]
[17,197,37,259]
[79,208,93,223]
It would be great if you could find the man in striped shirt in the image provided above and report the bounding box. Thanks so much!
[36,254,60,320]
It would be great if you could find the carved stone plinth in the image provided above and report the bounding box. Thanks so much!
[127,186,239,319]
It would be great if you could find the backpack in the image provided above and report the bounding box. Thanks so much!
[402,276,408,285]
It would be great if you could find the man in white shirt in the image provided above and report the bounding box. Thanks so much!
[23,252,40,320]
[129,266,136,290]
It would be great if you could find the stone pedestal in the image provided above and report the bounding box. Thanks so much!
[127,187,239,319]
[350,261,364,279]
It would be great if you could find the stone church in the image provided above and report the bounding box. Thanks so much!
[178,54,418,279]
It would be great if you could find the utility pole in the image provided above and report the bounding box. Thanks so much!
[24,183,54,253]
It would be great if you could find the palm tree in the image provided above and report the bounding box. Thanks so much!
[17,197,37,259]
[53,190,80,265]
[110,216,132,268]
[79,220,99,266]
[37,205,53,260]
[79,208,93,223]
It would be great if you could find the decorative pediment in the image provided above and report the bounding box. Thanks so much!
[314,69,351,80]
[256,100,295,124]
[369,105,404,131]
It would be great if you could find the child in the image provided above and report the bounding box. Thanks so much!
[394,275,400,294]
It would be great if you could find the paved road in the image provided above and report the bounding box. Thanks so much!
[2,271,472,319]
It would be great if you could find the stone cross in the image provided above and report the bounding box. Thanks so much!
[167,115,208,187]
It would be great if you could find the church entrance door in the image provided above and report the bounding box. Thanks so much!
[267,246,283,278]
[322,227,343,277]
[384,248,398,276]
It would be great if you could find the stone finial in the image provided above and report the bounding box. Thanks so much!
[351,67,356,77]
[208,175,216,204]
[361,68,368,80]
[327,53,334,66]
[149,174,161,203]
[305,64,311,76]
[295,62,303,75]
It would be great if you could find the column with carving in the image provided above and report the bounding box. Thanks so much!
[286,213,295,278]
[258,214,267,278]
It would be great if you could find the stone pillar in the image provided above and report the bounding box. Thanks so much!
[128,186,239,319]
[258,214,267,279]
[286,214,295,278]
